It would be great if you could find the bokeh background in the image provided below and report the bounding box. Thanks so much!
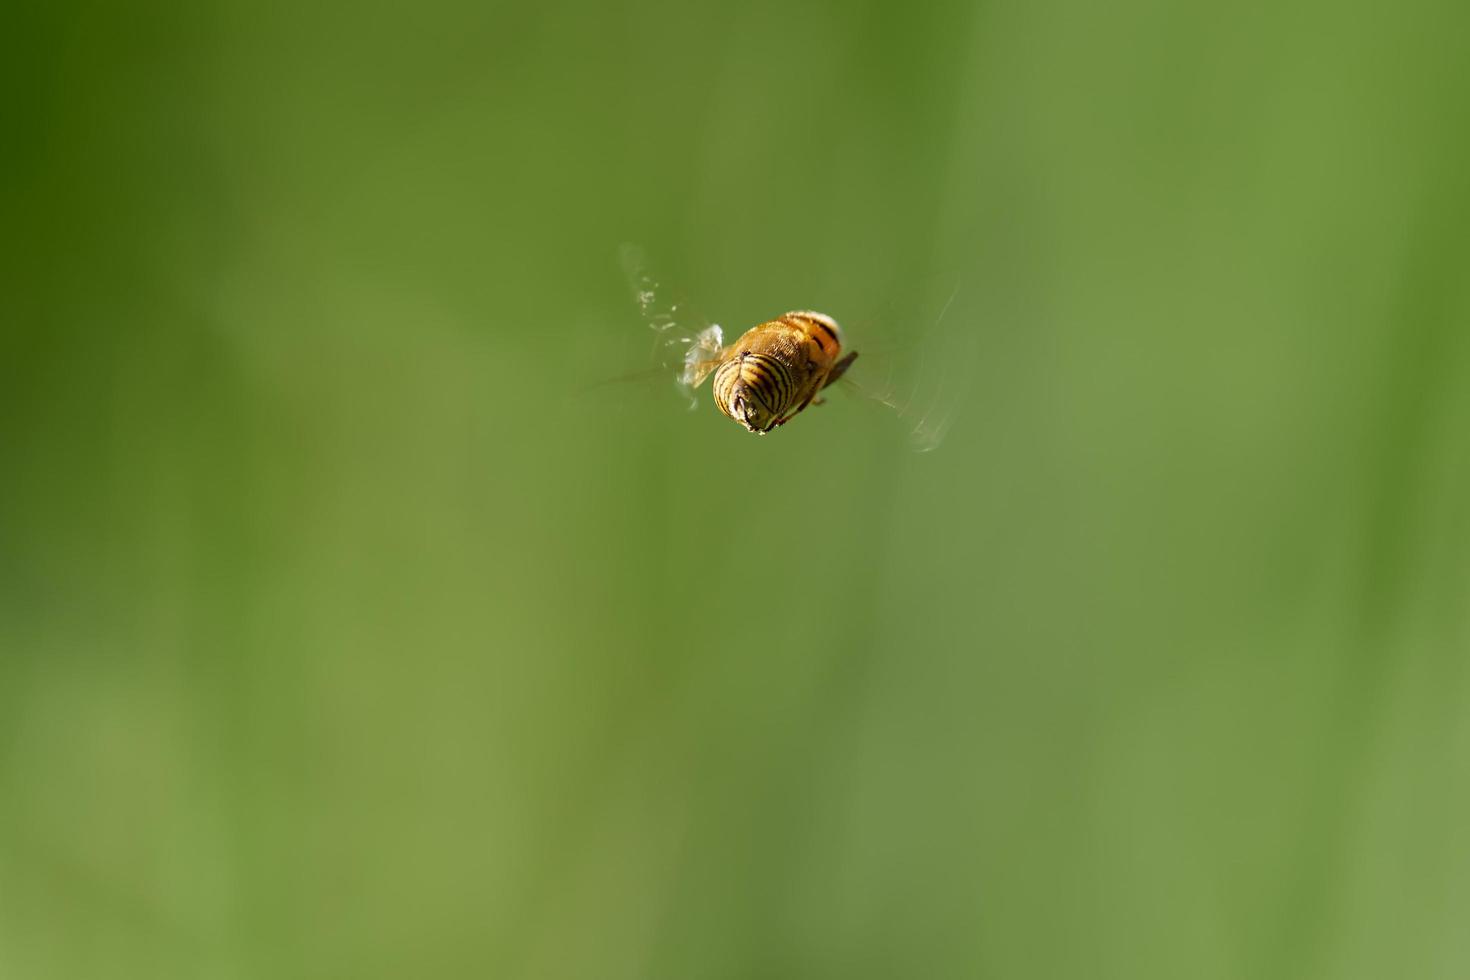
[4,0,1469,977]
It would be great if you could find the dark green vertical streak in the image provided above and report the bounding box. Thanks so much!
[1270,181,1470,980]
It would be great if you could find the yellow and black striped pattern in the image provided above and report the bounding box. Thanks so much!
[709,311,852,434]
[712,352,797,432]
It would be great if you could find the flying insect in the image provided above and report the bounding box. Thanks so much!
[620,244,961,449]
[682,310,857,434]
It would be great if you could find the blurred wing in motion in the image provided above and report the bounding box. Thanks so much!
[838,281,975,453]
[619,244,727,407]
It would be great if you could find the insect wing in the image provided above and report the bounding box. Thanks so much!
[619,244,726,407]
[840,280,975,452]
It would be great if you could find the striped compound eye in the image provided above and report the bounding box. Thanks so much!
[713,352,796,433]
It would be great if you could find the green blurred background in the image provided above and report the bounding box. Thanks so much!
[4,0,1469,977]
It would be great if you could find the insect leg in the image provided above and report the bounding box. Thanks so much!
[822,351,859,389]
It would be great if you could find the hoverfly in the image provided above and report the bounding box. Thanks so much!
[620,244,962,450]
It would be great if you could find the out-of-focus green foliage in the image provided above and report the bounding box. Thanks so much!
[3,1,1468,977]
